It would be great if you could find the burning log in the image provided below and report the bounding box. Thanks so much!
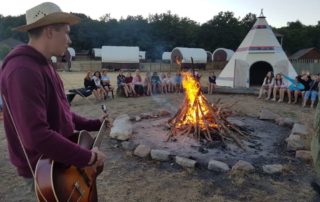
[167,72,249,150]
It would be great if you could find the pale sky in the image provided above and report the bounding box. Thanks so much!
[1,0,319,28]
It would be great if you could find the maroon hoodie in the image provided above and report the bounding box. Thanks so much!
[0,45,101,178]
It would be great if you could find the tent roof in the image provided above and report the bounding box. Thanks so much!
[162,52,171,60]
[139,51,146,60]
[171,47,207,63]
[92,48,102,57]
[212,48,234,61]
[289,48,316,59]
[101,46,139,63]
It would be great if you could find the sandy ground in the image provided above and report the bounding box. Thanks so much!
[0,70,318,201]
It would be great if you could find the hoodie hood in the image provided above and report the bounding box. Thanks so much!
[1,45,48,71]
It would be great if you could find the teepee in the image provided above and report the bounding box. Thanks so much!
[216,11,297,88]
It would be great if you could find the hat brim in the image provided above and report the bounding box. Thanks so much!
[13,12,80,32]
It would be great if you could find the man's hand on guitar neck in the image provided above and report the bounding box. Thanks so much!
[88,147,106,173]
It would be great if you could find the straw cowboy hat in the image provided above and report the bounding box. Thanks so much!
[13,2,80,32]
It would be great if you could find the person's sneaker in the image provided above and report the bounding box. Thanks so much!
[265,97,270,100]
[278,99,283,103]
[271,98,276,101]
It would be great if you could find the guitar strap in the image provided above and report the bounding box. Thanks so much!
[1,95,48,202]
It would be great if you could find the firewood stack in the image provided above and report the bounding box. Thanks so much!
[167,72,249,149]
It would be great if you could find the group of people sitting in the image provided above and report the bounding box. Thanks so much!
[82,68,218,100]
[116,69,184,97]
[258,71,320,108]
[84,69,114,101]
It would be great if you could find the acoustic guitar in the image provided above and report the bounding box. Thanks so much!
[34,118,109,202]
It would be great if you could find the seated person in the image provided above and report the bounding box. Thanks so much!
[125,72,137,96]
[84,71,99,100]
[208,72,216,94]
[258,71,274,99]
[285,74,306,104]
[303,73,320,108]
[101,69,114,98]
[160,72,168,94]
[117,69,130,97]
[167,72,174,93]
[271,73,287,102]
[92,71,106,100]
[133,69,144,96]
[144,72,152,96]
[151,72,162,94]
[175,71,182,93]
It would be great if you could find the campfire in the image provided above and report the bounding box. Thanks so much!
[168,72,248,149]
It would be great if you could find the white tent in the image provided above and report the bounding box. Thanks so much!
[171,47,207,64]
[67,47,76,58]
[101,46,139,63]
[139,51,146,60]
[162,52,171,61]
[171,47,207,68]
[92,48,101,58]
[216,13,297,88]
[212,48,234,61]
[101,46,140,69]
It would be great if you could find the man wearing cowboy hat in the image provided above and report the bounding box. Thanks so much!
[0,1,107,194]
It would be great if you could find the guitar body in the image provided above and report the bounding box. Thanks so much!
[35,131,98,202]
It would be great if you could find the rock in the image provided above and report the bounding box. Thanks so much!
[150,149,170,161]
[110,114,133,141]
[286,134,305,151]
[175,156,196,168]
[135,116,142,122]
[133,144,151,158]
[121,141,138,151]
[295,150,312,162]
[140,112,152,119]
[291,123,308,136]
[226,117,246,127]
[159,109,171,117]
[262,164,283,174]
[231,160,255,172]
[275,117,295,127]
[208,160,230,172]
[259,109,280,120]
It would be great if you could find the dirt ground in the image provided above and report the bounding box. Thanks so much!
[0,70,319,202]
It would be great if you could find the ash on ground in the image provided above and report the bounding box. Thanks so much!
[131,116,291,166]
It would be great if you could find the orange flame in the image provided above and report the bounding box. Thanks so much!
[176,72,218,129]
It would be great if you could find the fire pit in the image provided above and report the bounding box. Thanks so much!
[109,71,295,170]
[168,72,249,150]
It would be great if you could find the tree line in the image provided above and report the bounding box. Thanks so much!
[0,11,319,60]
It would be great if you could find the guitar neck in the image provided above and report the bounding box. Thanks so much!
[93,119,109,148]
